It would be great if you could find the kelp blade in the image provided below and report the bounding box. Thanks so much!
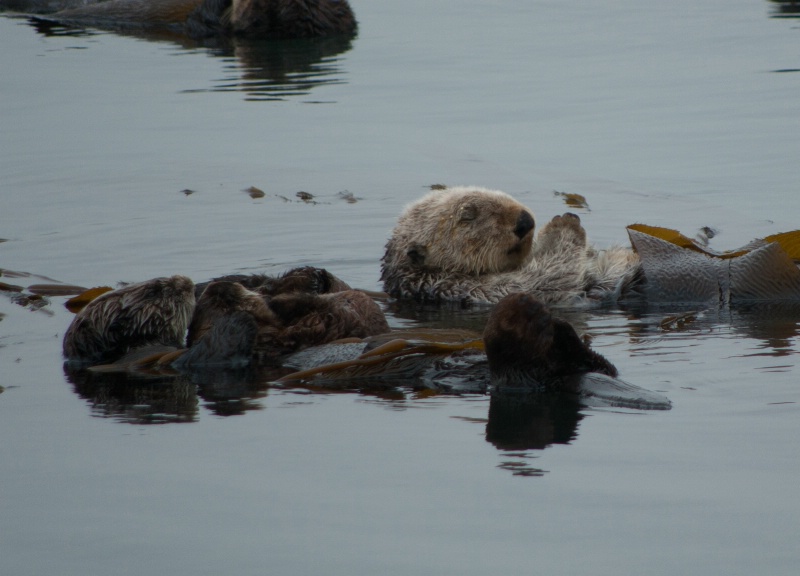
[65,286,114,313]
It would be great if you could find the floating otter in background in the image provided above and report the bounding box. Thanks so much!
[62,266,387,367]
[382,186,800,307]
[10,0,358,39]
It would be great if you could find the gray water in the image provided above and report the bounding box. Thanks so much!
[2,1,800,574]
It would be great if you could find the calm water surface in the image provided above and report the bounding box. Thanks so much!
[2,1,800,575]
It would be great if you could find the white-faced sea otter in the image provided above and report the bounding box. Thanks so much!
[381,186,800,307]
[381,186,639,306]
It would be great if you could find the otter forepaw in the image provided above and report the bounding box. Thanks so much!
[535,212,587,255]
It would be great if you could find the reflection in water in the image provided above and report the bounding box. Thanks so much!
[620,301,800,359]
[64,363,283,423]
[195,34,354,101]
[488,389,581,441]
[26,18,355,101]
[65,367,200,424]
[485,390,583,477]
[732,303,800,354]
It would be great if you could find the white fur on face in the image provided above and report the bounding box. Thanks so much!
[393,186,535,275]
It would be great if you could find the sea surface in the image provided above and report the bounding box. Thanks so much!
[2,1,800,575]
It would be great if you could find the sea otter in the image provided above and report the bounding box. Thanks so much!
[63,274,196,364]
[381,186,639,306]
[62,266,388,367]
[8,0,358,39]
[482,292,617,391]
[279,292,672,409]
[382,186,800,307]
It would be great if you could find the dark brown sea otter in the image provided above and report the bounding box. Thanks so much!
[277,292,671,409]
[62,266,387,367]
[63,275,196,364]
[179,280,389,367]
[11,0,358,39]
[482,292,618,392]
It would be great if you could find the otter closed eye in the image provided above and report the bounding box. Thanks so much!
[459,205,478,222]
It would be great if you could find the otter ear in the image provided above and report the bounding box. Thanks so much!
[406,243,427,266]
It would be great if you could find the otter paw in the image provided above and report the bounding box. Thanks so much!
[535,212,587,254]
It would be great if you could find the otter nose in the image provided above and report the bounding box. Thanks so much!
[514,210,535,239]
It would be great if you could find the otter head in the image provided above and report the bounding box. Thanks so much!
[229,0,358,38]
[483,293,556,383]
[187,281,276,347]
[484,293,619,390]
[384,186,535,276]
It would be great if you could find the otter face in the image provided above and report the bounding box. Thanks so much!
[390,187,535,275]
[187,281,275,347]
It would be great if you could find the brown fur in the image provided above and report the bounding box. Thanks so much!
[186,270,388,360]
[28,0,357,39]
[186,281,276,347]
[195,266,351,300]
[63,266,386,367]
[483,293,618,391]
[228,0,357,38]
[381,186,640,306]
[256,290,390,357]
[62,275,195,363]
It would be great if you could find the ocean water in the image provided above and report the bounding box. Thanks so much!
[1,1,800,575]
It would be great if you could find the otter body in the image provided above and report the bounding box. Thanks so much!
[279,292,672,409]
[381,186,639,307]
[483,293,617,391]
[382,186,800,307]
[19,0,357,39]
[63,275,196,364]
[63,267,387,367]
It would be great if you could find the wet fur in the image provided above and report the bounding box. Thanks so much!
[483,293,618,391]
[186,287,390,362]
[27,0,357,39]
[62,275,195,364]
[194,266,351,302]
[381,186,640,306]
[63,267,386,366]
[186,281,276,347]
[256,290,390,357]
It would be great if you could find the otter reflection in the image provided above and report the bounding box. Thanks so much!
[63,362,284,423]
[196,34,355,101]
[486,389,583,451]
